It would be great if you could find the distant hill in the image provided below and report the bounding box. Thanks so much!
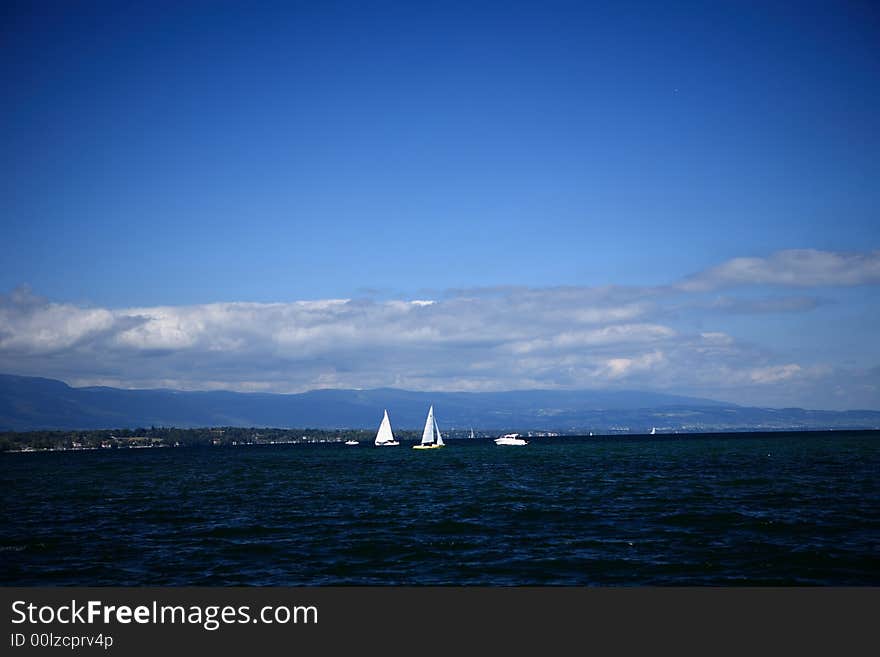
[1,373,878,433]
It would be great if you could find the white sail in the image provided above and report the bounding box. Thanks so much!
[375,409,396,445]
[421,405,435,445]
[413,406,445,449]
[434,417,444,446]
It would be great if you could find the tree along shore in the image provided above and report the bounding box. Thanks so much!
[0,426,433,451]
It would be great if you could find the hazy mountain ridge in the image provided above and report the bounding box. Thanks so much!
[1,374,879,432]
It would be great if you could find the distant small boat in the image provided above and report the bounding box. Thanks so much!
[495,433,528,446]
[413,405,445,450]
[650,427,656,435]
[374,409,399,446]
[344,440,359,446]
[469,428,475,440]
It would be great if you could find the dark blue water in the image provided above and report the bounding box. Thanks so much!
[2,432,878,585]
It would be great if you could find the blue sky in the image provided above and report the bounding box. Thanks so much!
[1,1,879,409]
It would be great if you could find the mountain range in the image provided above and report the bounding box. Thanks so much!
[1,373,878,433]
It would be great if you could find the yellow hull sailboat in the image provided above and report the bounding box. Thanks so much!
[412,405,445,449]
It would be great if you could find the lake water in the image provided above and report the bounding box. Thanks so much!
[2,431,878,585]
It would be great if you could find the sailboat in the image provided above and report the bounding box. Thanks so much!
[469,428,475,440]
[650,427,656,435]
[412,405,445,450]
[374,409,399,446]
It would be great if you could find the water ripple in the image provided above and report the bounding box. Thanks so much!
[1,432,878,585]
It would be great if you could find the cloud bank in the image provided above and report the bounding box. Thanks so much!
[679,249,880,291]
[1,249,878,409]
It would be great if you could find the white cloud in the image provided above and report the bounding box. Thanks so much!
[0,300,118,353]
[1,258,878,409]
[0,285,686,393]
[0,285,767,402]
[600,350,666,379]
[699,332,734,345]
[748,364,803,384]
[506,324,675,355]
[679,249,880,291]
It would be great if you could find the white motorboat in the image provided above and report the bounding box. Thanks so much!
[495,433,528,446]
